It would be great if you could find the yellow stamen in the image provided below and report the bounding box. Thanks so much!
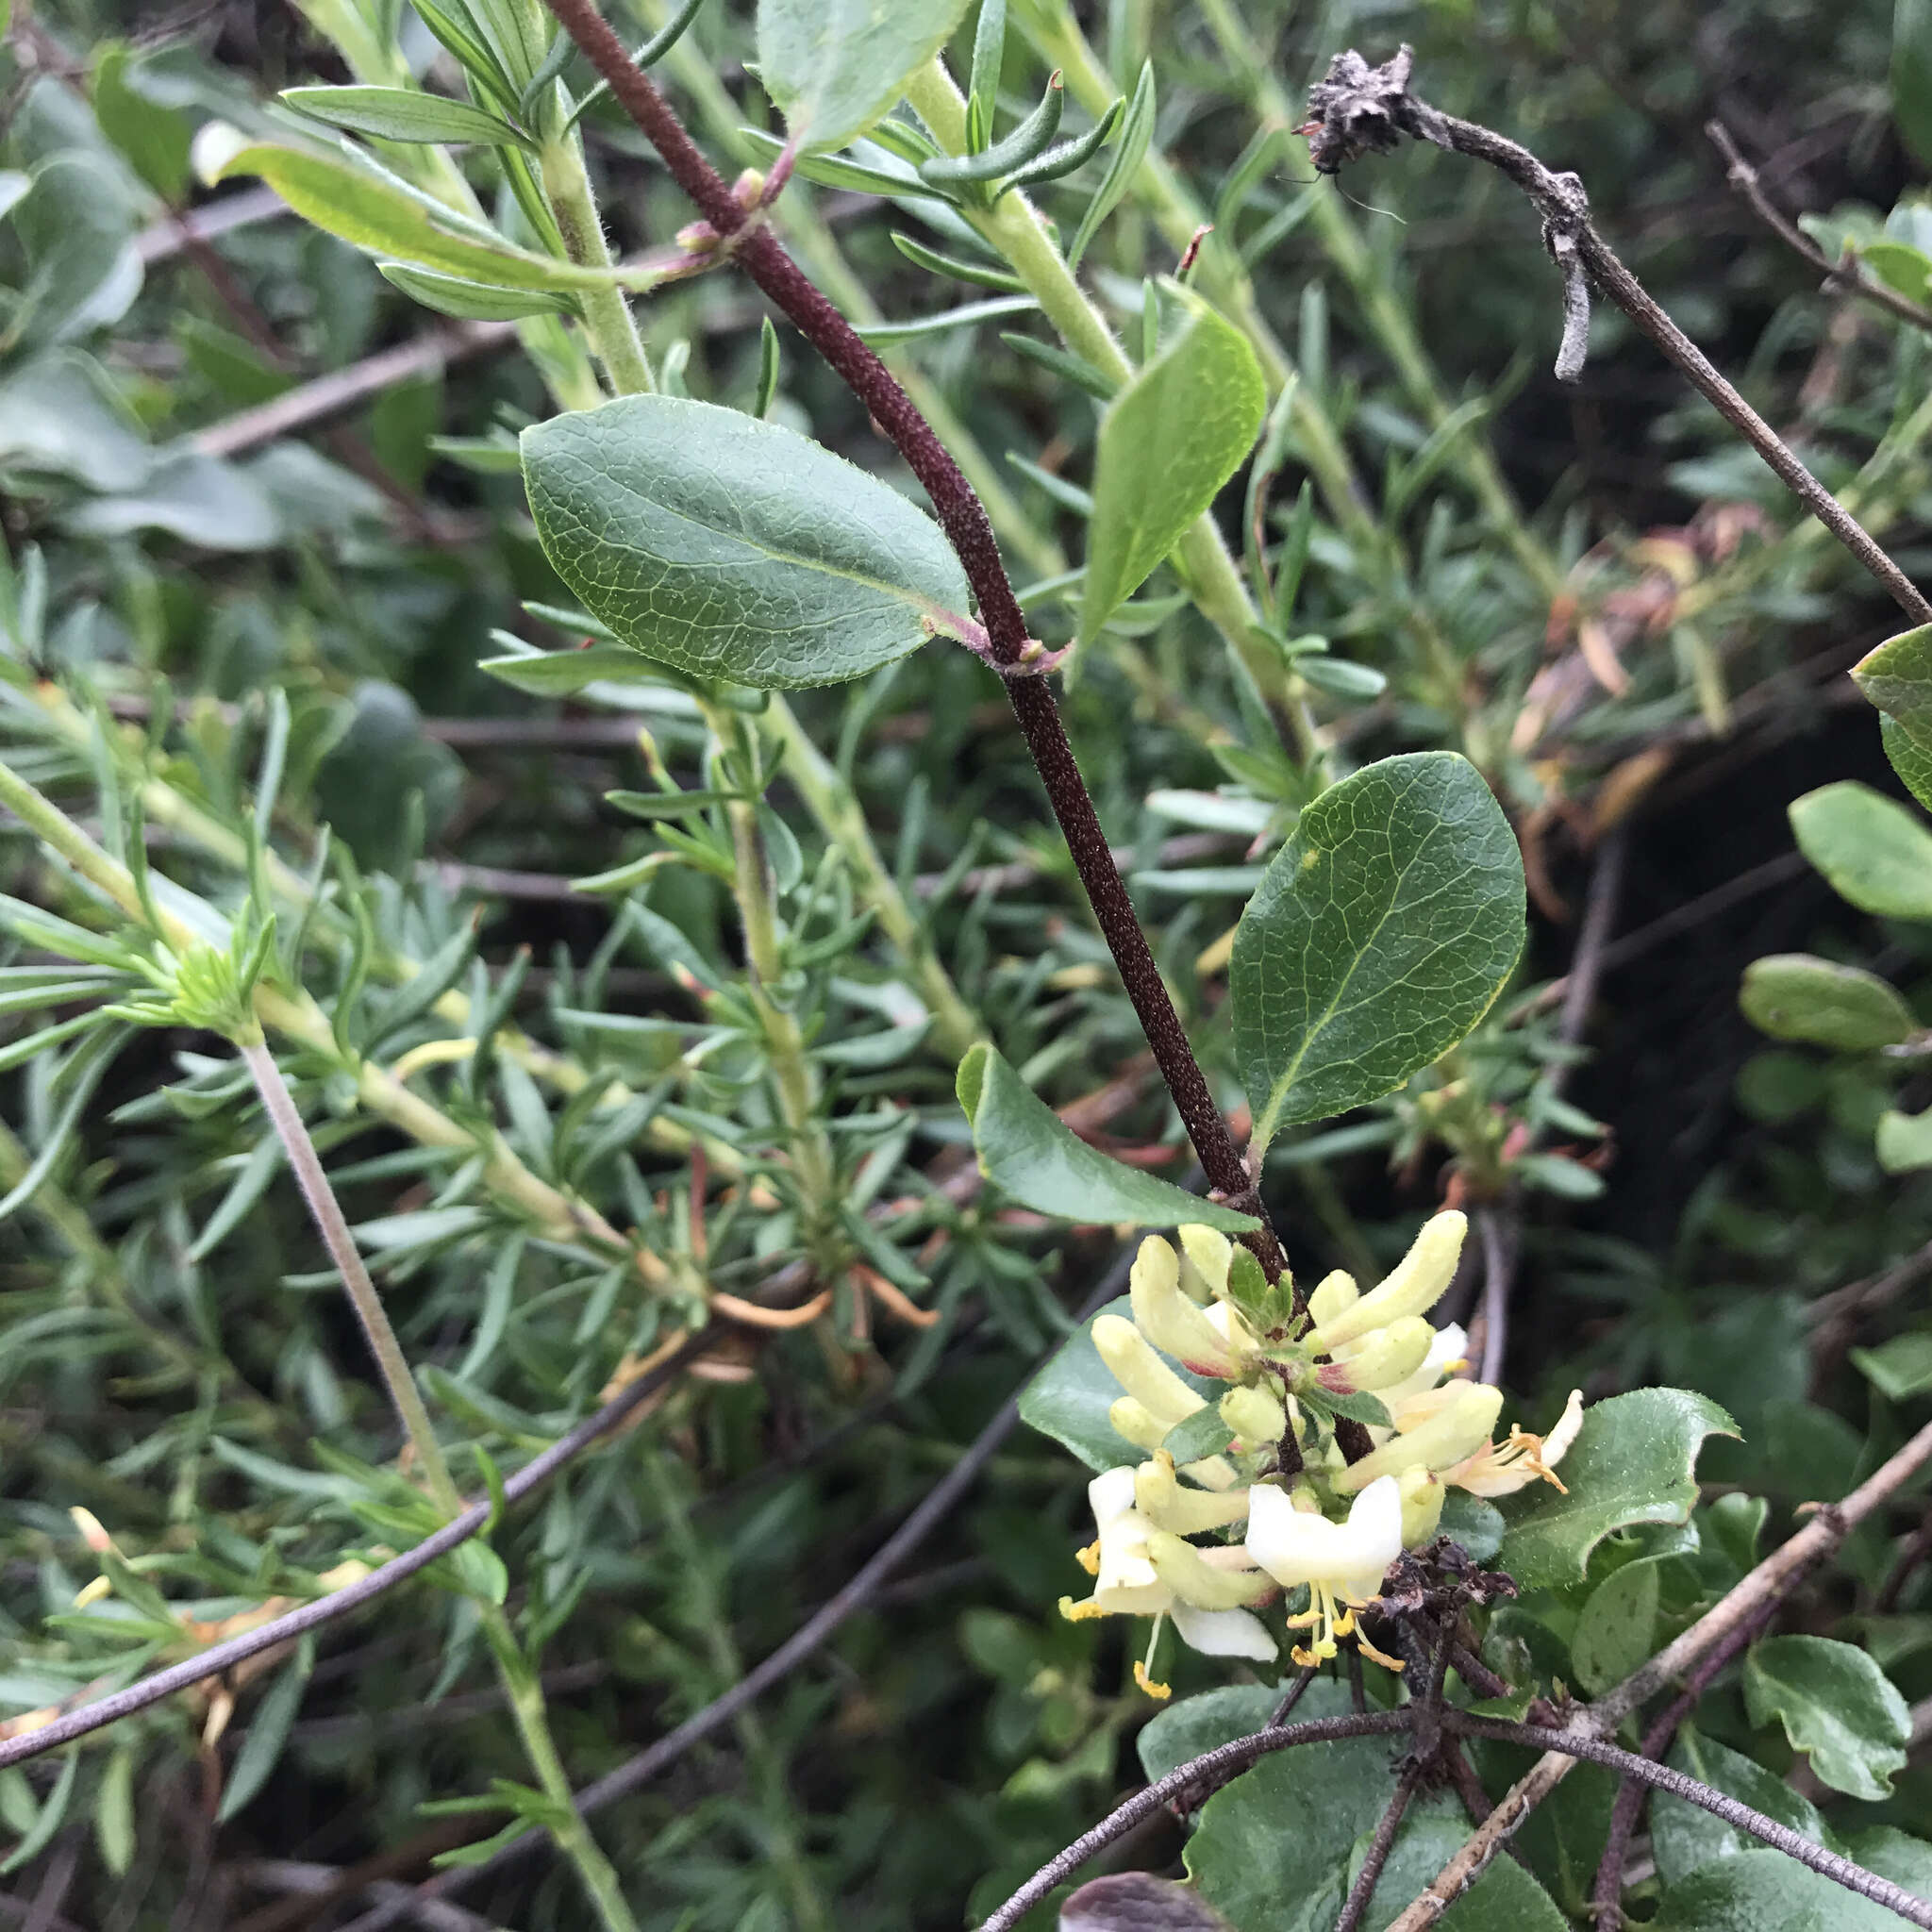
[1058,1595,1107,1623]
[1074,1541,1101,1576]
[1357,1632,1407,1673]
[1133,1660,1173,1699]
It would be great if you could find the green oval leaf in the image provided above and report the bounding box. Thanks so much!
[1743,1635,1912,1799]
[282,84,529,148]
[1857,623,1932,742]
[1653,1727,1829,1887]
[757,0,974,153]
[521,394,972,690]
[1851,1330,1932,1397]
[1790,780,1932,921]
[1739,954,1917,1050]
[1882,715,1932,813]
[1570,1557,1660,1697]
[1230,752,1525,1157]
[1079,288,1265,642]
[958,1042,1260,1232]
[1495,1388,1738,1593]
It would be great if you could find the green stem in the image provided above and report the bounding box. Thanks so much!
[1047,0,1565,601]
[901,59,1325,770]
[653,1458,831,1932]
[297,0,602,411]
[763,698,981,1060]
[707,706,840,1260]
[244,997,639,1932]
[541,135,657,397]
[239,1037,459,1508]
[481,1613,643,1932]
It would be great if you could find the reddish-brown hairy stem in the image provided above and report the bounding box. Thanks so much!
[541,0,1287,1280]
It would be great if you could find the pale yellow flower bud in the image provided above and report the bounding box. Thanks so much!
[1135,1452,1252,1534]
[1094,1312,1203,1428]
[1109,1395,1174,1454]
[1331,1316,1435,1392]
[1220,1382,1287,1449]
[1176,1224,1234,1301]
[1397,1466,1445,1545]
[1108,1401,1238,1490]
[1307,1269,1358,1328]
[1311,1212,1467,1353]
[1146,1530,1274,1610]
[1334,1379,1503,1492]
[1128,1239,1255,1376]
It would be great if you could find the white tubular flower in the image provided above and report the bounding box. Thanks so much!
[1333,1380,1503,1493]
[1129,1236,1257,1378]
[1063,1466,1165,1615]
[1309,1211,1467,1353]
[1443,1389,1586,1497]
[1245,1477,1405,1669]
[1093,1313,1203,1427]
[1136,1451,1252,1534]
[1061,1468,1274,1694]
[1325,1315,1435,1393]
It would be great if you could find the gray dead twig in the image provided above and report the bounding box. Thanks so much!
[1304,45,1932,626]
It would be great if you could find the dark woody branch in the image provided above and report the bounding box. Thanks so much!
[541,0,1294,1285]
[1305,46,1932,629]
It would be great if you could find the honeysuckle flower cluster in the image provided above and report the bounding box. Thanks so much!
[1058,1211,1585,1696]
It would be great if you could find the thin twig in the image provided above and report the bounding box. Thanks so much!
[1334,1761,1424,1932]
[1307,46,1932,626]
[1381,1413,1932,1922]
[540,0,1290,1286]
[333,1245,1153,1932]
[978,1713,1417,1932]
[241,1040,458,1508]
[1473,1208,1516,1391]
[1590,1598,1779,1931]
[1443,1713,1932,1929]
[1473,827,1624,1383]
[1524,850,1809,1018]
[1270,1662,1321,1727]
[1707,122,1932,337]
[0,1326,718,1772]
[192,325,515,459]
[1555,830,1626,1089]
[134,185,288,265]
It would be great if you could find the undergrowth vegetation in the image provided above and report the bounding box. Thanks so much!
[4,1,1932,1927]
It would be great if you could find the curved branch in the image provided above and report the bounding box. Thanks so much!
[1444,1714,1932,1929]
[1382,1411,1932,1922]
[0,1326,719,1772]
[979,1711,1416,1932]
[1307,45,1932,627]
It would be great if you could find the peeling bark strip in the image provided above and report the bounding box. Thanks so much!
[1302,43,1932,625]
